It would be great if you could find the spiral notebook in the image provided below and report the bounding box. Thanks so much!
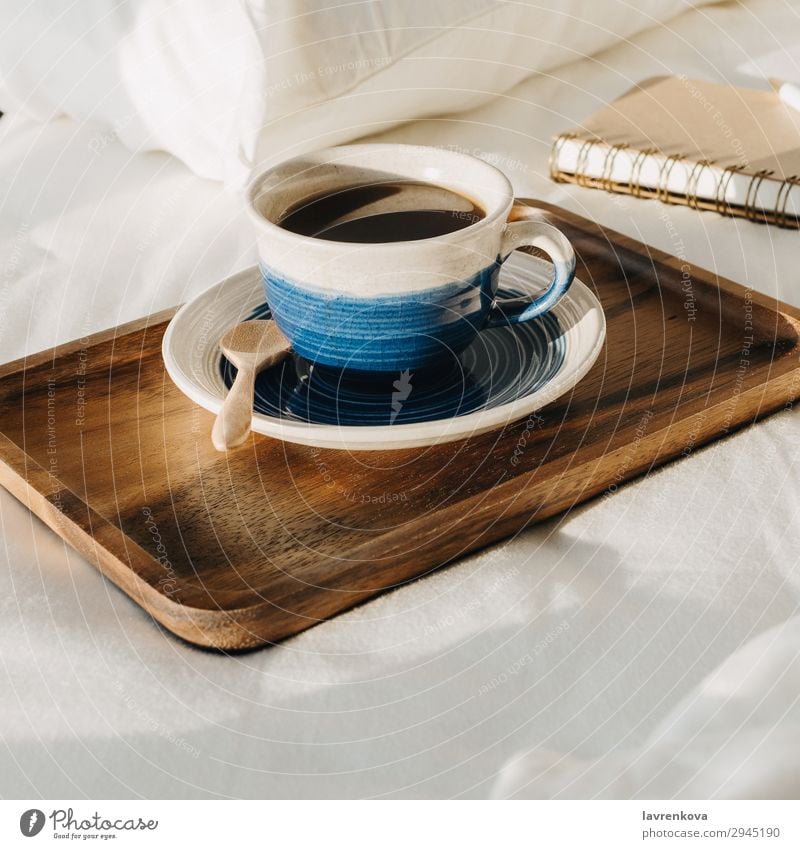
[550,75,800,227]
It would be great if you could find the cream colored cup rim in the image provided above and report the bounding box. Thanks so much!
[245,143,515,251]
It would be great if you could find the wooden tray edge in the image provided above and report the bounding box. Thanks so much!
[522,201,800,339]
[3,354,792,652]
[1,205,799,649]
[0,307,177,382]
[0,431,267,648]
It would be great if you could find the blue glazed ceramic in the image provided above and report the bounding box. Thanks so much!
[247,143,576,372]
[162,255,607,450]
[220,284,566,428]
[261,260,501,372]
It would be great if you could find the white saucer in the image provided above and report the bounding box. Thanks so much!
[162,253,606,451]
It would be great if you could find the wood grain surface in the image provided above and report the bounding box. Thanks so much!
[1,203,798,649]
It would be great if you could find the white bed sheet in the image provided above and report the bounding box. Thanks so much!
[1,0,799,799]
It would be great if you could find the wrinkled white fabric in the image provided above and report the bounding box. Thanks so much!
[0,0,710,183]
[1,0,799,799]
[494,615,800,798]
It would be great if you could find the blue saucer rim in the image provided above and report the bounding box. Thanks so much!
[161,254,606,449]
[220,289,566,428]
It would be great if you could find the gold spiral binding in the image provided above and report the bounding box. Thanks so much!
[628,147,656,198]
[743,170,774,223]
[774,174,800,228]
[600,142,629,192]
[550,134,800,229]
[656,154,686,202]
[714,165,745,216]
[685,159,715,210]
[549,133,575,181]
[574,137,600,188]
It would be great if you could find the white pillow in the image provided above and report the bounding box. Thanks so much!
[0,0,710,184]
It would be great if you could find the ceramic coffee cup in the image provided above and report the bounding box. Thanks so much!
[247,143,576,372]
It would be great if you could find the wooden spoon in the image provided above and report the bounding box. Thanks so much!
[211,320,292,451]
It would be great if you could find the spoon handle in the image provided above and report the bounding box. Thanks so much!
[212,365,256,451]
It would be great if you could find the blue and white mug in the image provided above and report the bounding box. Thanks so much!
[247,144,576,372]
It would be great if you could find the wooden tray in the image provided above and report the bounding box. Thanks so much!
[1,203,798,649]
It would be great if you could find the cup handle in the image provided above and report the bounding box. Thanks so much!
[485,218,576,328]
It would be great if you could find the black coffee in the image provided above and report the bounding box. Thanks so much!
[278,181,485,243]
